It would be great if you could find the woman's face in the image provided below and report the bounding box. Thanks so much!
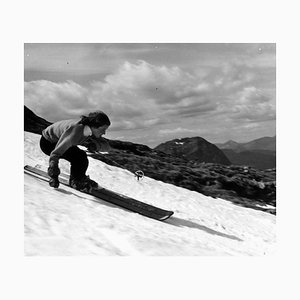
[91,124,109,138]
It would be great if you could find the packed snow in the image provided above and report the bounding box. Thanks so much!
[24,132,276,256]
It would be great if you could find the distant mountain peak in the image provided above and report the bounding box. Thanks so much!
[215,136,276,169]
[155,136,231,165]
[217,136,276,152]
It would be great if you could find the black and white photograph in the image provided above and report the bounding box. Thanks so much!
[2,1,299,299]
[24,43,276,256]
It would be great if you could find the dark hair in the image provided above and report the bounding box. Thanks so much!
[79,110,111,127]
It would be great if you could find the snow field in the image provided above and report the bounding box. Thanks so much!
[24,132,276,255]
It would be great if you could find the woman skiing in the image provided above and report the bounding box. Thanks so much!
[40,110,111,192]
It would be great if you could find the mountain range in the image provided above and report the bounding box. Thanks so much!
[216,136,276,152]
[216,136,276,170]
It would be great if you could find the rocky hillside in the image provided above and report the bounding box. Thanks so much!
[155,137,231,165]
[24,106,276,214]
[24,106,52,134]
[90,147,276,213]
[222,149,276,170]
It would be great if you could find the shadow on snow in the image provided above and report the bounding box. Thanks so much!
[166,216,243,242]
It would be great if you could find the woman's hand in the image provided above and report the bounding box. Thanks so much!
[48,157,60,188]
[87,138,111,153]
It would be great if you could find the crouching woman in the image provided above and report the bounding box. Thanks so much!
[40,110,111,192]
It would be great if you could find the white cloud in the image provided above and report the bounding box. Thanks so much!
[239,86,270,104]
[24,80,91,121]
[159,127,195,135]
[230,87,275,122]
[100,60,197,105]
[231,103,276,122]
[25,60,215,125]
[24,59,275,139]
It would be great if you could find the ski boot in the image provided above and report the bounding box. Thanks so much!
[49,176,60,188]
[69,175,98,192]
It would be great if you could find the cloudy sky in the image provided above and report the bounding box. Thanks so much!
[24,43,276,147]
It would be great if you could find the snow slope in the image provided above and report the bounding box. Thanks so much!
[24,132,276,256]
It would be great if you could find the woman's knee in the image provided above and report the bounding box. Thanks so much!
[65,147,88,165]
[77,149,88,164]
[40,136,54,156]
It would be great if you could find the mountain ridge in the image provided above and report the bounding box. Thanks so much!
[215,136,276,170]
[155,136,231,165]
[24,106,52,134]
[216,136,276,152]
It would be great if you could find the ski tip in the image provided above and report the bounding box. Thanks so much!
[159,211,174,221]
